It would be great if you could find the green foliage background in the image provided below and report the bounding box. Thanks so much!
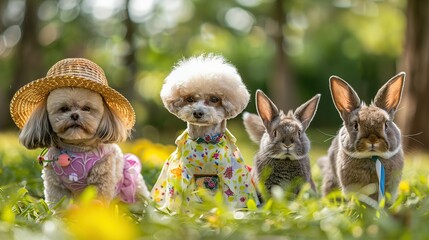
[0,0,408,140]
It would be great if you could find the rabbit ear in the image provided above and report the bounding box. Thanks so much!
[374,72,405,117]
[330,76,361,119]
[256,90,279,129]
[294,94,321,131]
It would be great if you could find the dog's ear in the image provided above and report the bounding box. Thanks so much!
[19,101,55,149]
[222,99,239,119]
[163,98,182,116]
[96,102,130,143]
[222,87,250,119]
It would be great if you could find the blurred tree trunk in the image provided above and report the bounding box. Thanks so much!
[269,0,297,111]
[397,0,429,152]
[121,0,138,102]
[122,0,147,137]
[2,0,43,130]
[0,0,8,129]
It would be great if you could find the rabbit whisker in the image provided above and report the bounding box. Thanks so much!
[317,129,337,137]
[323,136,335,143]
[402,132,423,137]
[317,129,337,142]
[403,135,425,147]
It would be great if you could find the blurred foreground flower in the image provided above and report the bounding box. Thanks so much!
[399,180,410,194]
[65,187,138,240]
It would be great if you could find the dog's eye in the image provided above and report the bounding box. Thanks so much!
[209,96,220,103]
[82,106,90,112]
[186,96,195,102]
[60,106,70,112]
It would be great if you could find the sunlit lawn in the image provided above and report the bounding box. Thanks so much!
[1,125,429,240]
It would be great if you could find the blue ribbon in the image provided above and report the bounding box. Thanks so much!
[371,156,385,202]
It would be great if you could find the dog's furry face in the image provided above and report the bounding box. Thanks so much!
[171,93,226,126]
[160,55,250,121]
[46,88,105,142]
[19,86,129,149]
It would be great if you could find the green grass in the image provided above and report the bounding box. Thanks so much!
[1,130,429,240]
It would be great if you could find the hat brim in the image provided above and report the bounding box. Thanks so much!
[10,75,136,129]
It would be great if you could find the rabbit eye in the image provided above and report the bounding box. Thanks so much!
[186,96,195,102]
[297,130,302,137]
[353,122,359,131]
[272,130,277,137]
[385,122,389,130]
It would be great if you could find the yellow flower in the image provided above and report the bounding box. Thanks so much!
[206,214,220,227]
[121,139,175,167]
[399,180,410,193]
[65,201,138,240]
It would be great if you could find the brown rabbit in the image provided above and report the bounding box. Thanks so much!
[243,90,320,197]
[319,72,405,205]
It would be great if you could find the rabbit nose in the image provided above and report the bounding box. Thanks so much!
[193,110,204,119]
[366,135,380,150]
[369,142,380,150]
[284,143,294,150]
[70,113,79,121]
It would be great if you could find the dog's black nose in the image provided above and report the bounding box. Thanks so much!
[70,113,79,121]
[193,110,204,119]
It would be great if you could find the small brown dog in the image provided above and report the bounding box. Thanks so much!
[10,58,149,207]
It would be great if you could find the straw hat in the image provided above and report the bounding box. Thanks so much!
[10,58,135,129]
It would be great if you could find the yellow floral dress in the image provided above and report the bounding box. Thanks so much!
[151,129,260,211]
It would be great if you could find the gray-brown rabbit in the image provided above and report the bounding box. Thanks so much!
[243,90,320,197]
[319,72,405,205]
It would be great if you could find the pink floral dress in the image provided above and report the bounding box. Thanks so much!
[46,145,141,203]
[151,130,260,211]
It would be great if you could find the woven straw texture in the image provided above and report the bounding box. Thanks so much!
[10,58,135,129]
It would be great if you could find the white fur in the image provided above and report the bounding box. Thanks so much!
[160,54,250,119]
[269,152,307,160]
